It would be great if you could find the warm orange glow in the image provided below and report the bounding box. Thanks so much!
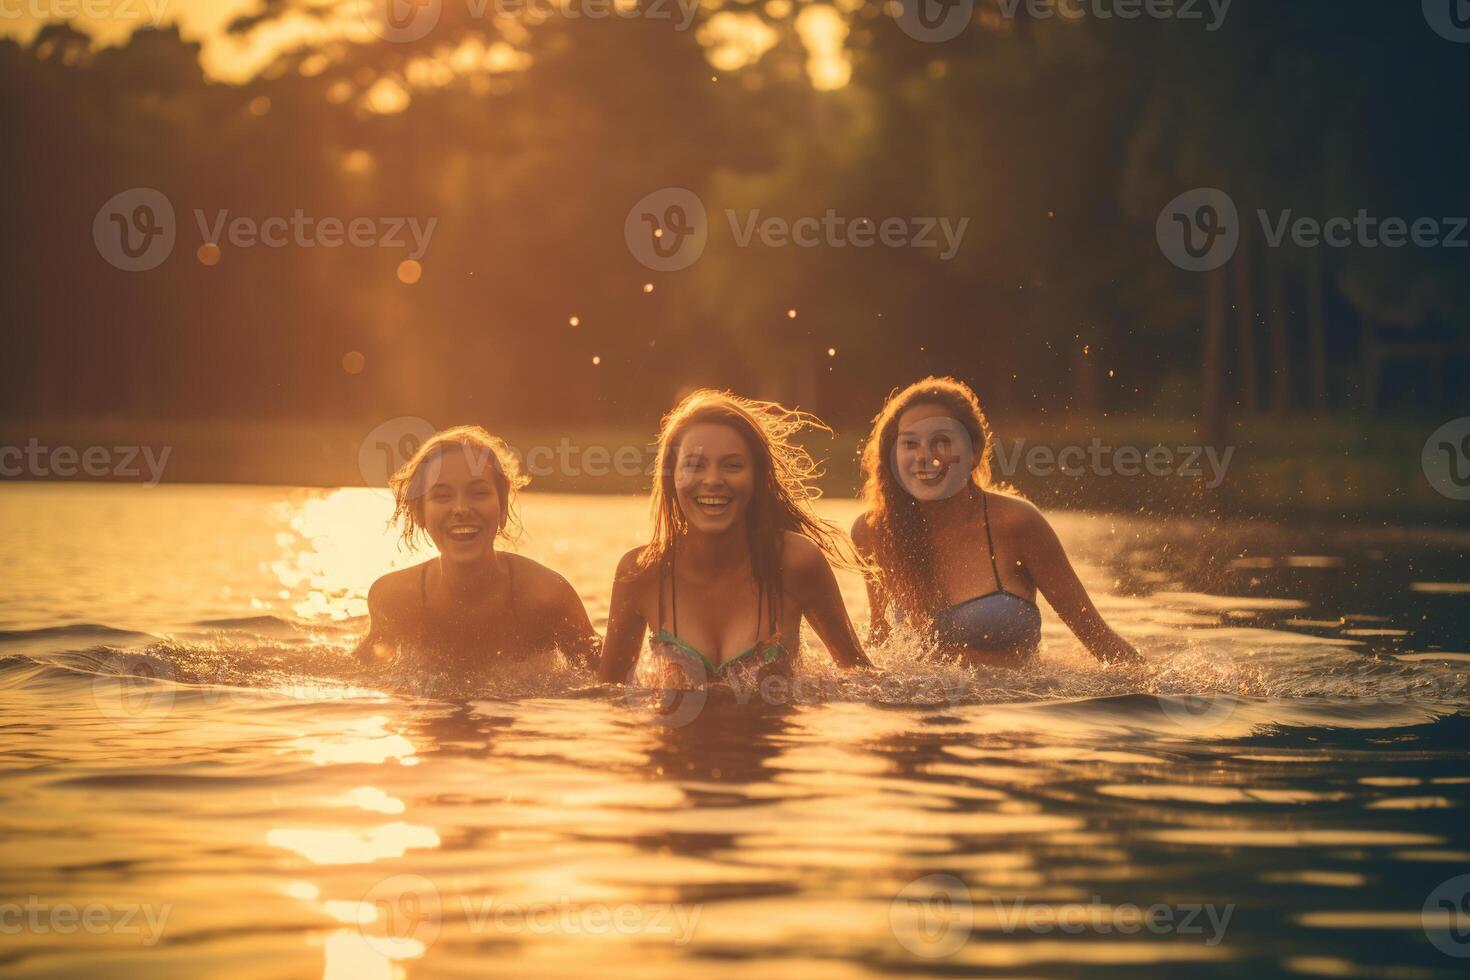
[342,352,366,375]
[396,260,422,285]
[197,243,221,266]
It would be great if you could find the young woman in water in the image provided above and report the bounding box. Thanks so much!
[599,391,872,688]
[355,425,598,669]
[852,377,1141,666]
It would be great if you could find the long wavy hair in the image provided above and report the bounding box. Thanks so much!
[858,377,1004,620]
[636,390,850,632]
[389,425,529,552]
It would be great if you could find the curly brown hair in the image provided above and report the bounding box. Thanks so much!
[858,377,1008,621]
[388,425,529,552]
[635,390,852,630]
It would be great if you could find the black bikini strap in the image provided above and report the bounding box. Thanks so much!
[980,489,1005,595]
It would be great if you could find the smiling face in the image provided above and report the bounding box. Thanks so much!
[893,403,976,502]
[673,421,757,536]
[417,444,504,564]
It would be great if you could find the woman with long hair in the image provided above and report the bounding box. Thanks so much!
[355,425,598,669]
[853,377,1141,665]
[599,390,871,688]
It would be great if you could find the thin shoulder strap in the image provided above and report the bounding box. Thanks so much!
[980,489,1005,594]
[421,562,430,611]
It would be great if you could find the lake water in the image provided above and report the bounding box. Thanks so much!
[1,484,1468,979]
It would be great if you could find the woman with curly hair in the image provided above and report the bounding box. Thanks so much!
[599,390,872,687]
[852,378,1141,666]
[355,425,597,668]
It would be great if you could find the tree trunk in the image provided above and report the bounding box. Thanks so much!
[1265,255,1292,417]
[1200,266,1229,448]
[1305,248,1328,412]
[1233,232,1259,413]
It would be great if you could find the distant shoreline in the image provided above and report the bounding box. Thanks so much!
[0,415,1461,525]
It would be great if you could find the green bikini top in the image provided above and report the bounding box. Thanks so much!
[655,551,789,678]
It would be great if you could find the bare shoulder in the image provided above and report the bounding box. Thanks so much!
[781,530,830,580]
[983,490,1053,540]
[850,511,875,551]
[367,562,425,616]
[505,554,582,612]
[613,544,657,583]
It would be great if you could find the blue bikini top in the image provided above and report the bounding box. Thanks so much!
[928,490,1042,656]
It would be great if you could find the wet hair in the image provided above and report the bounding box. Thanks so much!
[388,425,528,552]
[858,376,1006,620]
[636,390,851,630]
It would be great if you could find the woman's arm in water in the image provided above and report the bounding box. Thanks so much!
[787,534,873,670]
[1018,503,1142,664]
[598,548,650,682]
[849,514,892,646]
[539,571,600,672]
[354,573,406,665]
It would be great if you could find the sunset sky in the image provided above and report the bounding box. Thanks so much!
[2,0,853,87]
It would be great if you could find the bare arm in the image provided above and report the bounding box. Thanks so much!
[353,577,402,665]
[543,574,600,672]
[598,549,650,682]
[850,514,892,646]
[1020,506,1142,664]
[789,537,872,670]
